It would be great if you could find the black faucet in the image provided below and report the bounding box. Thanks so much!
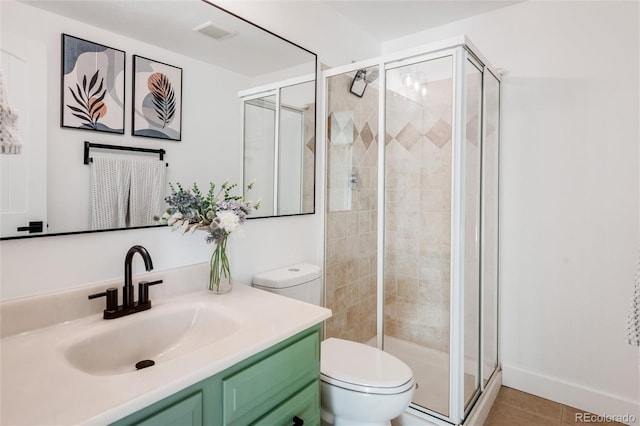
[88,245,163,319]
[123,245,153,308]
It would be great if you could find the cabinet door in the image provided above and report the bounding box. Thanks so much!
[222,332,319,425]
[135,392,203,426]
[252,380,320,426]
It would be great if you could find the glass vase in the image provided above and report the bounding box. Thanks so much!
[209,235,232,294]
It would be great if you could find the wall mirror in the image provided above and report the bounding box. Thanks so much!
[0,0,317,240]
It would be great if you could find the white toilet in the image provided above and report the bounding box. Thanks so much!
[253,263,415,426]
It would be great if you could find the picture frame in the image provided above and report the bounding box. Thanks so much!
[132,55,182,141]
[61,34,125,134]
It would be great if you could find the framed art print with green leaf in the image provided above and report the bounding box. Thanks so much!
[61,34,125,134]
[132,55,182,141]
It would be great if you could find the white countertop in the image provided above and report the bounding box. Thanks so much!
[0,284,331,425]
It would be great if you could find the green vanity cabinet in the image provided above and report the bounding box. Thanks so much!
[134,392,204,426]
[110,325,321,426]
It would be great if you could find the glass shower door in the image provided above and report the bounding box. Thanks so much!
[243,94,276,216]
[481,71,501,385]
[324,67,379,345]
[383,55,454,418]
[463,58,483,412]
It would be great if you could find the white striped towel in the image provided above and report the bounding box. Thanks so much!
[90,154,131,230]
[129,158,166,227]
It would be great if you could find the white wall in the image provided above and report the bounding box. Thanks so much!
[382,1,640,419]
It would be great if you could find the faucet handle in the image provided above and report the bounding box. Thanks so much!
[88,287,118,312]
[138,280,163,304]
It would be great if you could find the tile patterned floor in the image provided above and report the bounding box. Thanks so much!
[485,387,625,426]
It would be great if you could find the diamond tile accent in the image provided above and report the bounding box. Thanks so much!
[485,121,496,138]
[360,123,374,150]
[395,123,422,151]
[385,132,393,146]
[426,119,451,149]
[329,111,354,145]
[306,138,315,153]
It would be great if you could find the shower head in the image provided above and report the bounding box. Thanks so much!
[354,68,379,84]
[350,68,379,97]
[364,68,379,84]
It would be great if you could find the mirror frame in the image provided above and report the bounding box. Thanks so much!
[0,1,317,241]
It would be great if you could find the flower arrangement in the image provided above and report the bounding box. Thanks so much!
[157,180,259,293]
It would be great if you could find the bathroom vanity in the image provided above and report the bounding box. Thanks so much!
[112,325,321,426]
[0,266,331,425]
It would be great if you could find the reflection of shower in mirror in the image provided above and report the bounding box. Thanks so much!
[240,77,316,218]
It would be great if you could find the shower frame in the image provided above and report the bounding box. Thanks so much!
[320,35,501,425]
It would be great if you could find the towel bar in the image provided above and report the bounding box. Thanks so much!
[84,141,168,166]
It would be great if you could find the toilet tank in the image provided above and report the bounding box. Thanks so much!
[252,263,322,306]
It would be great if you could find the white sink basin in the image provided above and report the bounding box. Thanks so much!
[62,303,243,376]
[1,283,332,425]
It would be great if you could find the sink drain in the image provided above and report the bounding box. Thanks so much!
[135,360,155,370]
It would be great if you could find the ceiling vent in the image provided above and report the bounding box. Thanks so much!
[192,21,237,40]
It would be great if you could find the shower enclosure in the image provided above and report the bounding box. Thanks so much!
[323,37,500,425]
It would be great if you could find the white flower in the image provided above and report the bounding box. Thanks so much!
[167,212,183,226]
[217,210,240,233]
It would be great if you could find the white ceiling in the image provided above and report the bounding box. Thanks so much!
[22,0,316,77]
[324,0,522,43]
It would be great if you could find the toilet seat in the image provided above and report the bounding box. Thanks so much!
[320,338,414,395]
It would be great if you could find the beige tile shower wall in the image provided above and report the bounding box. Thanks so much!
[325,73,378,343]
[384,78,453,353]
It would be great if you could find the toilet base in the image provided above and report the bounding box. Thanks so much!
[320,380,414,426]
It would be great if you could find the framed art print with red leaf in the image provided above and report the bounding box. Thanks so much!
[132,55,182,141]
[61,34,125,134]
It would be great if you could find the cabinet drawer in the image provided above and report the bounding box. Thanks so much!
[222,332,320,425]
[135,392,202,426]
[252,380,320,426]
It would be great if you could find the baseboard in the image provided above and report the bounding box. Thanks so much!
[502,364,640,425]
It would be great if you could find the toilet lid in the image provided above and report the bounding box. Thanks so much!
[321,338,414,395]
